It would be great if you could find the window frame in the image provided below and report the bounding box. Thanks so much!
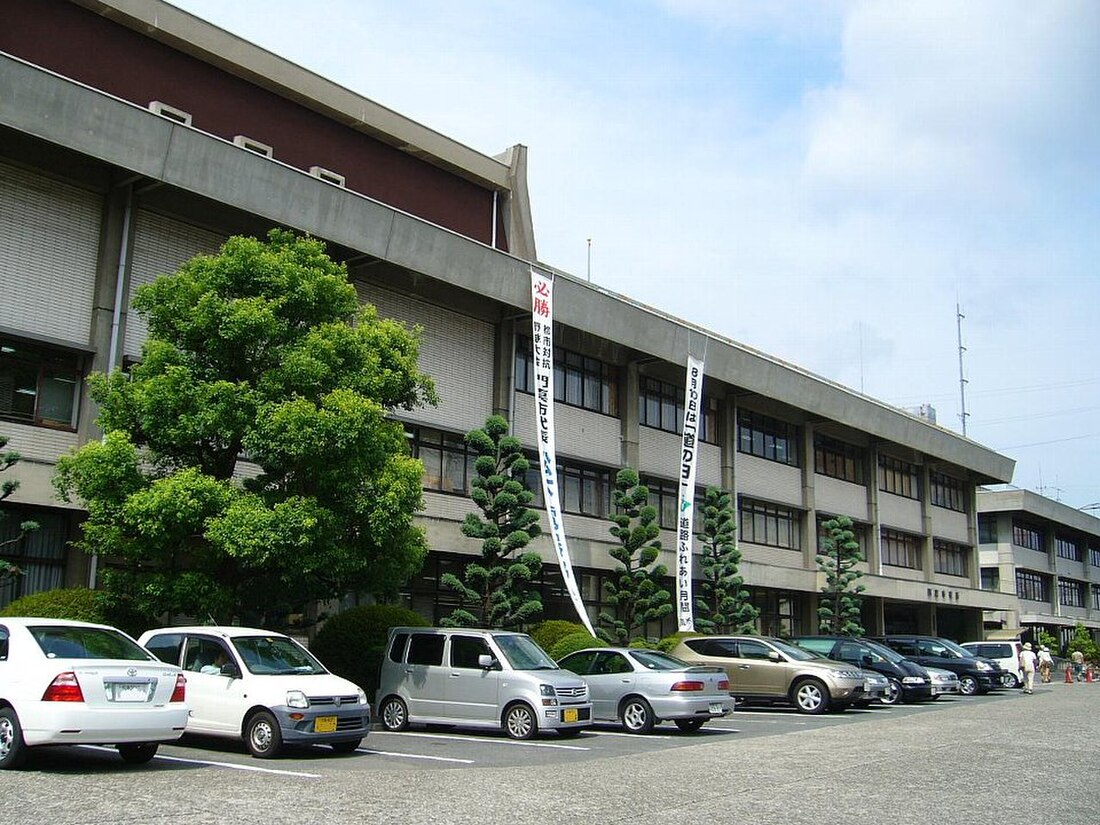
[813,435,862,483]
[515,335,619,417]
[0,337,84,431]
[933,539,968,577]
[881,528,922,569]
[1012,521,1044,552]
[738,497,803,550]
[929,472,967,512]
[1015,569,1049,602]
[638,377,718,444]
[878,455,920,500]
[737,409,799,467]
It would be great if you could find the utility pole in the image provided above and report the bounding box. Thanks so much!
[957,302,969,436]
[586,238,591,282]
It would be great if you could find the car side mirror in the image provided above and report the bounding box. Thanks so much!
[861,655,874,667]
[477,654,498,670]
[767,651,782,662]
[221,662,242,679]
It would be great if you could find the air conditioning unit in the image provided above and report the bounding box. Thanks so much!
[233,135,273,157]
[148,101,192,126]
[309,166,345,187]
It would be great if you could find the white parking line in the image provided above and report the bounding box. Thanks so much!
[79,745,322,778]
[356,748,474,764]
[587,730,678,740]
[371,731,591,751]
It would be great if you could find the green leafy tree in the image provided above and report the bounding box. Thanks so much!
[0,435,39,583]
[53,230,437,626]
[598,468,673,644]
[440,415,542,629]
[694,486,758,633]
[1067,622,1100,664]
[816,515,866,635]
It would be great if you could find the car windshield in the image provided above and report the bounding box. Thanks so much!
[31,626,152,661]
[937,639,973,658]
[864,639,906,664]
[628,650,690,670]
[493,634,558,670]
[769,638,815,661]
[232,635,327,675]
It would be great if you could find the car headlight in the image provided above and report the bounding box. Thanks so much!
[286,690,309,709]
[836,670,863,680]
[902,676,925,685]
[975,661,993,672]
[357,688,368,705]
[539,683,558,706]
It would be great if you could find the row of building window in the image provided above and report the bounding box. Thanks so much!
[0,337,82,431]
[514,336,618,416]
[1014,570,1100,607]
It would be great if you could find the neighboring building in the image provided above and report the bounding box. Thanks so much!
[0,0,1017,641]
[978,488,1100,647]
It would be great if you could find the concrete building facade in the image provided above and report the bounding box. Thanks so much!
[0,0,1017,641]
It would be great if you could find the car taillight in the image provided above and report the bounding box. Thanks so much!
[170,673,186,702]
[670,680,705,692]
[718,679,730,691]
[42,672,84,702]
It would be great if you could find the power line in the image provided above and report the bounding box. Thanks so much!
[994,433,1099,450]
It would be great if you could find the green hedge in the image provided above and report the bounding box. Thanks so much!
[549,630,602,661]
[528,620,587,652]
[0,587,110,624]
[656,630,702,653]
[309,604,429,700]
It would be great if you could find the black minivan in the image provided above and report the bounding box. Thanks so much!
[792,635,934,705]
[872,635,1003,696]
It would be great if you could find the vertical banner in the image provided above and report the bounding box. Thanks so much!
[676,355,705,631]
[530,268,597,636]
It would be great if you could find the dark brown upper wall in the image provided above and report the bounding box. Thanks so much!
[2,0,504,250]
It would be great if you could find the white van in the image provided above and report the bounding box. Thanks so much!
[961,640,1024,688]
[138,626,369,757]
[376,627,592,740]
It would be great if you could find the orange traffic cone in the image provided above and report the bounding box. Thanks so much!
[1065,666,1074,683]
[1087,668,1094,683]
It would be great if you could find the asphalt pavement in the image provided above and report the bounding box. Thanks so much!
[4,681,1097,825]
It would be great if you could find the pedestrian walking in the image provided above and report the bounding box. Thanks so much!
[1038,645,1053,683]
[1072,649,1085,681]
[1019,643,1038,694]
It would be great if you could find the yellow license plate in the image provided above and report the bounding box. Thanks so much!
[314,716,338,733]
[562,708,578,723]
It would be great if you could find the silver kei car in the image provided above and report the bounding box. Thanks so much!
[556,647,734,733]
[925,666,961,698]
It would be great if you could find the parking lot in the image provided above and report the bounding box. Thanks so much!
[13,685,1100,825]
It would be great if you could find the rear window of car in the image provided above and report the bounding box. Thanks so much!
[389,632,409,663]
[31,626,152,661]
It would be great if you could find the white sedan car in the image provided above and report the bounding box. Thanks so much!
[0,617,188,769]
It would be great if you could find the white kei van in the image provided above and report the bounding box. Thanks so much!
[138,626,369,758]
[376,627,592,740]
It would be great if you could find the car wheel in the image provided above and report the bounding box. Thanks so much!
[380,696,409,732]
[958,675,978,696]
[329,739,362,754]
[503,703,537,740]
[245,710,283,758]
[0,707,27,770]
[117,743,159,764]
[880,679,903,706]
[792,678,831,714]
[674,719,706,733]
[620,697,655,734]
[1002,673,1020,689]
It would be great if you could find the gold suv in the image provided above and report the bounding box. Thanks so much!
[670,635,868,714]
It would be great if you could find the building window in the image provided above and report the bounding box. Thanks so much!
[1093,585,1100,611]
[524,457,612,519]
[816,515,868,557]
[878,455,920,499]
[930,472,966,512]
[638,377,718,443]
[934,539,968,577]
[0,338,82,430]
[1012,521,1044,552]
[1090,547,1100,568]
[1015,569,1049,602]
[881,529,921,569]
[1058,578,1085,608]
[814,436,862,483]
[515,336,619,416]
[739,497,802,550]
[0,506,69,609]
[406,426,476,495]
[737,409,798,466]
[980,567,1000,591]
[1055,536,1082,562]
[642,477,707,531]
[978,515,997,544]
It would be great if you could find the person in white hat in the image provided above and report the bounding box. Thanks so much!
[1020,642,1038,694]
[1038,645,1053,683]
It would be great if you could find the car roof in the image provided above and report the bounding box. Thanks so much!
[0,617,119,630]
[141,625,289,639]
[560,647,640,655]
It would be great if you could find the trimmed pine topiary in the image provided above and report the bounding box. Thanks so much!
[529,619,587,652]
[309,604,429,700]
[549,630,602,662]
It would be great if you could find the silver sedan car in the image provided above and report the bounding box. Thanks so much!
[557,647,734,733]
[926,666,961,698]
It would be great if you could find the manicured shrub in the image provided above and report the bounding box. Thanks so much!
[309,604,428,699]
[529,619,587,652]
[0,587,109,624]
[656,630,702,653]
[549,630,602,661]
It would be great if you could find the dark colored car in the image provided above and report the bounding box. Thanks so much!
[872,635,1003,696]
[791,635,934,705]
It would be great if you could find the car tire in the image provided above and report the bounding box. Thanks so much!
[245,710,283,758]
[503,703,537,740]
[379,696,409,732]
[880,679,904,706]
[0,706,27,770]
[958,675,978,696]
[329,739,362,754]
[620,697,655,734]
[674,718,706,733]
[117,743,159,764]
[1002,673,1020,689]
[792,678,831,714]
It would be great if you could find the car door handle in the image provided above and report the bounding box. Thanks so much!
[449,673,461,678]
[620,678,631,683]
[738,664,751,669]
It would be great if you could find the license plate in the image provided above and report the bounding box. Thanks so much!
[107,683,152,702]
[314,716,338,733]
[562,708,579,723]
[709,702,725,714]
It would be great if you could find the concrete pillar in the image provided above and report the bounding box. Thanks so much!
[867,446,882,575]
[720,397,737,494]
[492,319,515,422]
[620,361,639,470]
[966,475,980,589]
[801,423,817,571]
[920,462,934,581]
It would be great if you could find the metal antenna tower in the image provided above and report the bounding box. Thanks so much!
[956,302,969,436]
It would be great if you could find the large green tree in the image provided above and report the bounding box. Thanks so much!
[0,435,38,584]
[54,230,437,626]
[440,415,543,629]
[598,468,673,644]
[816,515,866,635]
[694,486,758,633]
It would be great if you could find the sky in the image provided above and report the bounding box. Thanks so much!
[170,0,1100,510]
